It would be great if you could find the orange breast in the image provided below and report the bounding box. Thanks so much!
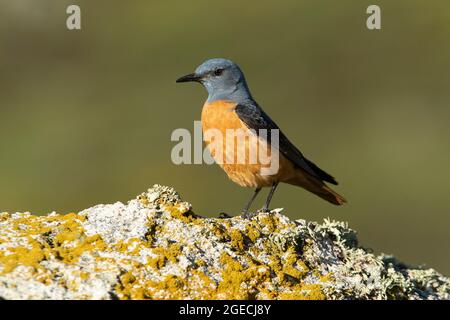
[201,100,295,188]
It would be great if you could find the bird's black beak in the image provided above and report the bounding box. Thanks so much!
[176,73,201,83]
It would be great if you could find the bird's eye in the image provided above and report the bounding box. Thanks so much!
[214,68,224,76]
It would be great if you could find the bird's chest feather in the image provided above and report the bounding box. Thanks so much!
[202,101,251,165]
[201,100,253,161]
[201,100,291,187]
[201,100,243,132]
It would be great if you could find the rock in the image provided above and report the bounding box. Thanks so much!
[0,184,448,300]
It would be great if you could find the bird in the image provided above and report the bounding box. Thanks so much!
[176,58,346,218]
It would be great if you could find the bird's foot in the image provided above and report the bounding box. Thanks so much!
[240,210,255,220]
[257,206,271,214]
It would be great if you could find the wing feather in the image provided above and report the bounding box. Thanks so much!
[235,101,338,185]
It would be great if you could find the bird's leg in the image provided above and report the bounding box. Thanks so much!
[241,187,262,219]
[260,182,279,213]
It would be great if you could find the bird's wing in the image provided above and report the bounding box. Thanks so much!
[235,101,338,185]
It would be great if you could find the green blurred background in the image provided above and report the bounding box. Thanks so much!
[1,0,449,274]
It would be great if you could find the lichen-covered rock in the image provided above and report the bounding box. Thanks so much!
[0,185,448,300]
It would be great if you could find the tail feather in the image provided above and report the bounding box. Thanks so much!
[317,185,347,205]
[303,157,338,185]
[286,170,347,205]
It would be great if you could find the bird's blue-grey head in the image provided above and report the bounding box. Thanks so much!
[176,58,253,103]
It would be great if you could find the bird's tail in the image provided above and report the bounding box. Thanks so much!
[287,171,347,205]
[316,184,347,205]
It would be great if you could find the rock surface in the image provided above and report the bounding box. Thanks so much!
[0,184,449,300]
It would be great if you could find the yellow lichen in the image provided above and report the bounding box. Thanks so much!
[216,252,271,299]
[145,218,158,244]
[0,198,332,300]
[0,240,46,274]
[54,234,106,264]
[147,243,183,270]
[229,229,245,251]
[116,271,146,300]
[246,223,262,243]
[211,223,228,240]
[53,220,84,245]
[195,259,206,267]
[149,274,186,299]
[278,284,326,300]
[115,238,149,256]
[0,212,10,221]
[0,212,106,274]
[164,205,197,223]
[258,214,281,233]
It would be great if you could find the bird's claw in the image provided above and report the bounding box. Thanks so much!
[242,207,271,219]
[241,210,255,220]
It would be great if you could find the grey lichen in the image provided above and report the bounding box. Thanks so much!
[0,184,448,300]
